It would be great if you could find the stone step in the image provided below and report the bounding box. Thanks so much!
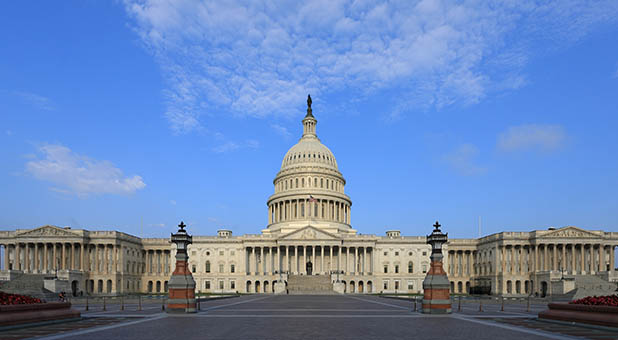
[287,274,333,294]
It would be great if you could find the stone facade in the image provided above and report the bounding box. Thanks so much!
[1,98,617,296]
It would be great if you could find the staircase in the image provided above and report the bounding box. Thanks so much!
[287,274,334,295]
[0,273,58,301]
[568,275,618,300]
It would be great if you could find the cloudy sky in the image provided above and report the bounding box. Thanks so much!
[1,1,617,239]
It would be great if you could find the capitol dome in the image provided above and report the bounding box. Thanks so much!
[264,95,355,236]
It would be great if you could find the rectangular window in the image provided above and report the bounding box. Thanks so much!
[383,280,388,290]
[192,265,196,273]
[219,251,224,256]
[219,280,224,289]
[230,281,235,290]
[422,251,427,256]
[301,203,305,217]
[408,281,414,290]
[384,265,388,273]
[395,265,399,273]
[231,264,235,273]
[395,281,400,290]
[231,251,235,256]
[422,264,427,273]
[206,262,211,273]
[395,251,399,256]
[219,264,224,273]
[205,281,211,290]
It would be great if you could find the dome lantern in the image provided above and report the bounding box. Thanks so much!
[302,94,317,139]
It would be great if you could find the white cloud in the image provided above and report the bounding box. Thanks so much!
[443,143,487,176]
[124,1,618,132]
[26,144,146,197]
[13,91,54,111]
[212,140,260,153]
[271,124,292,138]
[497,124,566,152]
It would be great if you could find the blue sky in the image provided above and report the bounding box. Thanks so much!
[1,1,617,239]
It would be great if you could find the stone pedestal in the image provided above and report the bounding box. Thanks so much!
[274,281,286,294]
[422,221,452,314]
[333,282,345,294]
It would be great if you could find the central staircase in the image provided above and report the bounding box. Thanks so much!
[287,274,334,295]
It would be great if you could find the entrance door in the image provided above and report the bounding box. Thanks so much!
[541,281,548,297]
[306,261,313,275]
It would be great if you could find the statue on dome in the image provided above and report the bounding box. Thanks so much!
[307,94,312,109]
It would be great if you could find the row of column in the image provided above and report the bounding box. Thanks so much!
[145,249,171,275]
[269,198,350,224]
[449,250,474,277]
[1,243,124,274]
[495,243,616,275]
[245,246,373,276]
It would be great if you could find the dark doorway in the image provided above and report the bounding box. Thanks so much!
[71,280,78,297]
[541,281,548,297]
[306,261,313,275]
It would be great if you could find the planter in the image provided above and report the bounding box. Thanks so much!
[539,303,618,328]
[0,302,80,327]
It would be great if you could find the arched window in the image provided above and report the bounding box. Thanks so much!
[326,180,329,189]
[321,178,324,188]
[408,262,413,273]
[301,203,305,217]
[205,261,211,273]
[295,178,298,188]
[302,178,305,187]
[314,178,317,187]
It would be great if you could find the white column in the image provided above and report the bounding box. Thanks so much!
[329,246,333,272]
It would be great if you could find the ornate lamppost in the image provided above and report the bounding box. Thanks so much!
[167,221,196,313]
[422,221,452,314]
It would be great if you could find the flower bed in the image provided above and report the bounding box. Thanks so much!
[539,302,618,328]
[0,292,79,327]
[570,294,618,307]
[0,292,43,305]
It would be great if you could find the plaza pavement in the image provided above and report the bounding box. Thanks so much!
[2,295,616,340]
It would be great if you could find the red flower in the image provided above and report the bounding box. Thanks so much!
[570,294,618,306]
[0,291,43,305]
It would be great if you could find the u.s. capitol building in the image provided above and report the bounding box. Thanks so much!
[1,98,617,297]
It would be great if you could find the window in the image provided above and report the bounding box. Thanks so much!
[395,265,399,273]
[230,281,235,290]
[384,265,388,273]
[219,251,224,256]
[395,281,400,290]
[383,281,389,290]
[230,264,235,273]
[384,252,388,256]
[205,281,211,290]
[314,178,317,187]
[192,265,196,273]
[395,251,399,256]
[231,251,235,256]
[301,203,305,217]
[296,178,298,188]
[422,251,427,256]
[408,252,413,256]
[408,281,414,290]
[206,251,210,256]
[205,261,211,273]
[219,280,224,289]
[219,264,224,273]
[408,262,413,273]
[326,180,329,189]
[422,264,427,273]
[321,178,323,188]
[302,178,305,187]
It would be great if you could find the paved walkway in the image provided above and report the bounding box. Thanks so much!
[2,295,618,340]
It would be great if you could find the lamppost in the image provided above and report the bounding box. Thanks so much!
[166,221,196,313]
[422,221,451,314]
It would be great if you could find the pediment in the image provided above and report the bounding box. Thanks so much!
[17,225,77,238]
[542,226,599,239]
[279,226,340,241]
